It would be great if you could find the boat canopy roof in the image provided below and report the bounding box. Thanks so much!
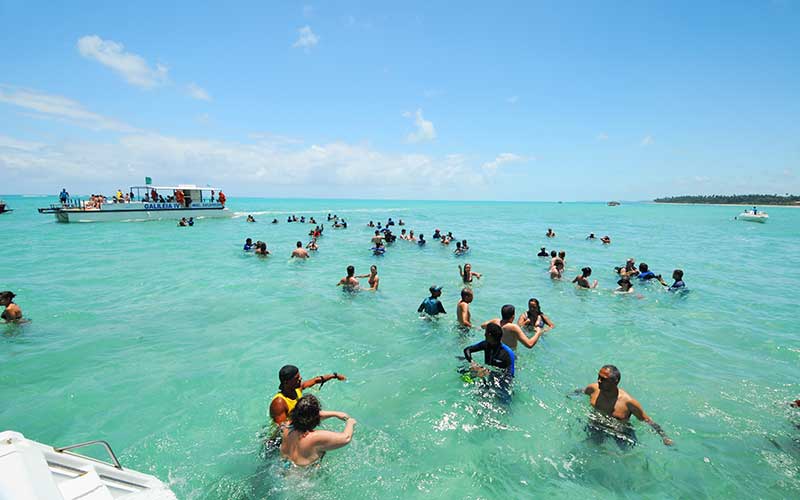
[129,185,221,191]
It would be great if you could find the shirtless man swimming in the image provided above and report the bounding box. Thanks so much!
[292,241,310,259]
[457,288,473,328]
[337,266,360,290]
[582,365,673,446]
[481,304,542,350]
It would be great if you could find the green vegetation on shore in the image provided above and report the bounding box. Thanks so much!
[654,194,800,205]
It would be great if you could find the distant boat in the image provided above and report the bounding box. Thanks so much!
[607,201,620,206]
[736,210,768,223]
[0,199,12,213]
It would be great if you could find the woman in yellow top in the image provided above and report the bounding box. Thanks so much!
[269,365,347,426]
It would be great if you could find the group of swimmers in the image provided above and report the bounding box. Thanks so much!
[178,217,194,227]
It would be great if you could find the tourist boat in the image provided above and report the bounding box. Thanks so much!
[736,210,768,223]
[38,184,230,223]
[0,430,176,499]
[607,201,620,206]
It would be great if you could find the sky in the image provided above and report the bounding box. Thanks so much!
[1,0,798,200]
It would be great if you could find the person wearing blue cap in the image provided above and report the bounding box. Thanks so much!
[418,285,446,316]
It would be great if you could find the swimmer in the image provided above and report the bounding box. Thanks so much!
[587,233,596,240]
[400,229,408,240]
[243,238,254,251]
[615,277,634,294]
[387,218,395,226]
[367,220,375,227]
[337,265,360,290]
[418,234,426,246]
[255,242,270,256]
[572,267,598,289]
[668,269,686,291]
[549,258,564,279]
[615,258,638,277]
[371,230,384,246]
[546,228,556,238]
[637,263,668,285]
[187,217,194,226]
[601,235,611,244]
[549,250,558,266]
[306,239,319,251]
[517,298,554,333]
[432,229,441,239]
[272,218,279,224]
[558,251,566,267]
[537,247,548,257]
[0,291,23,322]
[371,241,386,255]
[454,241,464,254]
[459,263,482,284]
[418,285,446,316]
[456,288,474,328]
[398,219,405,226]
[178,217,188,227]
[247,214,256,223]
[463,322,515,378]
[461,240,469,251]
[481,304,542,350]
[408,230,416,242]
[292,241,310,259]
[581,365,673,446]
[269,365,347,427]
[356,265,380,291]
[280,394,356,467]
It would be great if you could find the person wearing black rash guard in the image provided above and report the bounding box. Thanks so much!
[537,247,548,257]
[668,269,686,291]
[418,286,446,316]
[463,322,515,378]
[432,229,441,239]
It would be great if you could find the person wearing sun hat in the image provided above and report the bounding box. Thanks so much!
[418,285,446,316]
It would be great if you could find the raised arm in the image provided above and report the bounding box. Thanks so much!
[302,372,347,389]
[313,418,357,452]
[458,265,464,277]
[515,325,542,349]
[627,399,673,446]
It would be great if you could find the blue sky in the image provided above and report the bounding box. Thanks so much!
[1,1,798,200]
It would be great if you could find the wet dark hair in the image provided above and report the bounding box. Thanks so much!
[485,322,503,341]
[673,269,684,280]
[527,298,541,315]
[347,265,355,276]
[582,267,592,277]
[296,241,302,247]
[291,394,322,432]
[460,287,472,299]
[639,262,649,272]
[0,291,16,302]
[246,238,252,244]
[601,364,621,383]
[550,250,557,258]
[501,304,515,320]
[558,251,566,259]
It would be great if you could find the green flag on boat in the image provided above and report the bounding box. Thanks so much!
[145,177,152,185]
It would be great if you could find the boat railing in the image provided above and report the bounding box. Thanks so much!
[54,439,124,470]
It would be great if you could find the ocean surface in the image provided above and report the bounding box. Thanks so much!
[1,195,798,499]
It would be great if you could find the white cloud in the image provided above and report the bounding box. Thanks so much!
[186,83,211,101]
[507,95,519,104]
[597,132,609,140]
[292,26,319,50]
[403,108,436,143]
[77,35,168,89]
[641,135,654,146]
[482,153,527,173]
[0,85,137,132]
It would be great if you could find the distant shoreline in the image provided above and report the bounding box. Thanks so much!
[653,201,800,208]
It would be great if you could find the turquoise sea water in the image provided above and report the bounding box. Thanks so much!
[1,195,799,499]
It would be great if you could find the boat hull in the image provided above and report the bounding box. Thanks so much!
[51,207,231,223]
[737,213,768,223]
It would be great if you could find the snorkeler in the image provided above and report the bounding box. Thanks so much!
[337,266,360,290]
[280,394,356,467]
[291,241,310,259]
[418,285,446,316]
[457,288,474,328]
[517,298,554,333]
[481,304,542,350]
[572,267,598,289]
[0,291,23,322]
[356,265,380,291]
[269,365,347,427]
[580,365,673,446]
[459,263,482,284]
[463,322,515,378]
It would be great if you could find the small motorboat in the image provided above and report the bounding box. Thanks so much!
[736,210,768,223]
[0,200,11,214]
[607,201,620,206]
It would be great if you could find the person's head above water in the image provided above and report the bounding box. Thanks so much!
[639,262,649,272]
[485,322,503,345]
[0,291,16,305]
[278,364,300,391]
[291,394,322,432]
[460,288,473,302]
[558,251,566,259]
[456,241,462,248]
[501,304,515,321]
[582,267,592,277]
[246,238,252,244]
[617,277,632,289]
[347,265,355,277]
[296,241,303,248]
[598,365,621,390]
[673,269,684,280]
[429,285,442,297]
[374,230,380,236]
[527,298,541,313]
[370,265,378,274]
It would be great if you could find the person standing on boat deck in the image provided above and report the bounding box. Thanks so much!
[481,304,542,350]
[580,365,673,446]
[269,365,347,426]
[0,291,23,322]
[59,188,69,205]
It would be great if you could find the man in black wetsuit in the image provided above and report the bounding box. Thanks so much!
[463,322,515,378]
